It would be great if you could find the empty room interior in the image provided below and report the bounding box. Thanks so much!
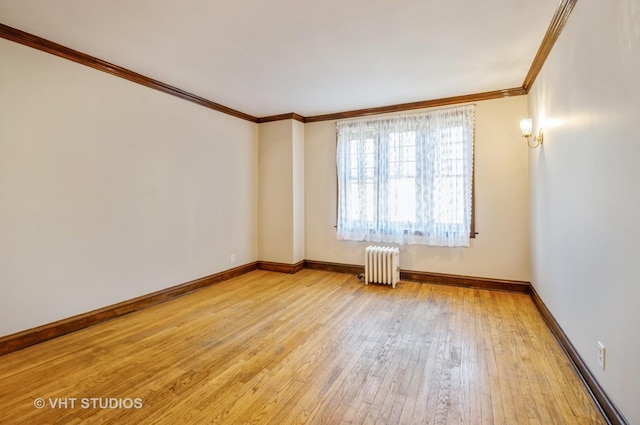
[0,0,638,424]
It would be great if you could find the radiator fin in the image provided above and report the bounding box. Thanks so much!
[364,246,400,288]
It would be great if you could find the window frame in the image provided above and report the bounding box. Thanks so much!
[335,106,476,245]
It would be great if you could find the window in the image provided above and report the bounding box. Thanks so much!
[336,105,475,247]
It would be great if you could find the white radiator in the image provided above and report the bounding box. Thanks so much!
[364,246,400,288]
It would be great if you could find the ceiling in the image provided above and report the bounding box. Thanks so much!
[0,0,559,118]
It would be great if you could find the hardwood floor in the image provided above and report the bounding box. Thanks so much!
[0,270,606,424]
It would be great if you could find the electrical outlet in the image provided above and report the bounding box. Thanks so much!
[597,341,606,370]
[230,254,236,263]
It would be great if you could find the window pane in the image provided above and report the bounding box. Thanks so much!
[433,176,464,224]
[388,177,415,223]
[336,105,474,246]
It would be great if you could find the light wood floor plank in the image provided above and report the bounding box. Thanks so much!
[0,269,607,424]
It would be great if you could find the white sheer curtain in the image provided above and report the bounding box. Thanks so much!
[336,105,474,247]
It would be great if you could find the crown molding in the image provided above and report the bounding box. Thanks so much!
[0,23,259,123]
[256,88,527,124]
[257,113,306,123]
[2,0,578,124]
[522,0,578,91]
[302,88,527,123]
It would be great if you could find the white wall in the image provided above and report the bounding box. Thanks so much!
[0,39,259,338]
[257,119,305,264]
[258,120,294,263]
[305,96,531,281]
[292,120,305,263]
[528,0,640,423]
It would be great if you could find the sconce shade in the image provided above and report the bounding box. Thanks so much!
[518,118,543,148]
[519,118,533,137]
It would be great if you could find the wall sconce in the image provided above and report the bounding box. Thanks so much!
[519,118,543,148]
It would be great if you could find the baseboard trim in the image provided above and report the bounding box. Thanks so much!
[303,260,365,275]
[400,269,530,293]
[530,286,628,425]
[303,260,529,293]
[0,262,258,357]
[258,260,305,274]
[1,259,624,424]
